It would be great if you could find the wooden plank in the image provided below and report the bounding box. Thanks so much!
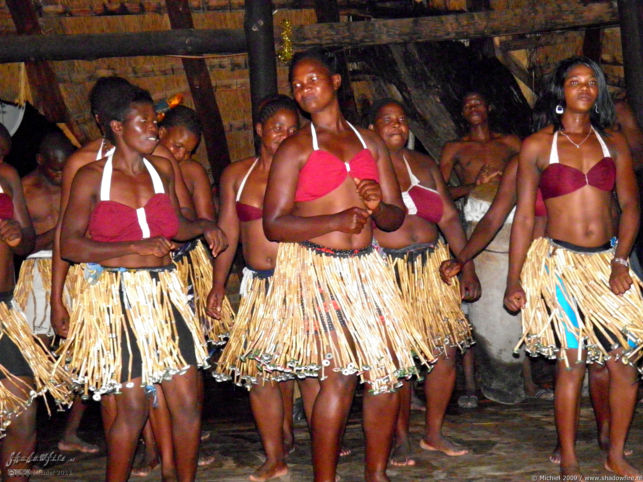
[5,0,85,143]
[0,28,247,63]
[165,0,230,182]
[291,2,619,48]
[0,3,619,64]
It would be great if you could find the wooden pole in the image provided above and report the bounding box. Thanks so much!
[313,0,359,124]
[617,0,643,127]
[244,0,278,131]
[165,0,231,183]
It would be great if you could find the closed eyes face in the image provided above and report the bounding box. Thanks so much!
[159,125,199,163]
[372,103,409,149]
[118,102,159,154]
[258,109,299,155]
[462,94,488,124]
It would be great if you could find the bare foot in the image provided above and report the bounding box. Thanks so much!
[419,436,468,456]
[130,455,160,478]
[198,451,216,467]
[551,446,632,465]
[605,457,641,480]
[57,434,100,454]
[599,436,633,457]
[249,460,288,481]
[560,464,584,481]
[339,446,352,458]
[389,441,415,467]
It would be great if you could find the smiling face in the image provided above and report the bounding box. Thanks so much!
[116,101,159,155]
[290,58,340,114]
[257,108,299,156]
[562,64,598,114]
[371,102,409,151]
[461,93,489,126]
[159,125,199,163]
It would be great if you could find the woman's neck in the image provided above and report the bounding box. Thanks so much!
[560,111,592,134]
[310,102,345,132]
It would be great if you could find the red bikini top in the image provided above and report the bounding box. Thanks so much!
[235,158,263,222]
[88,152,179,243]
[400,155,443,224]
[0,184,14,220]
[534,188,547,218]
[295,122,380,202]
[540,128,615,201]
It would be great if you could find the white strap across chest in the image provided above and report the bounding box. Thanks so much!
[99,150,165,239]
[236,158,259,202]
[548,128,611,165]
[310,121,367,173]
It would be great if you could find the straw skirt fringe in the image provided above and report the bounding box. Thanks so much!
[55,266,209,398]
[0,299,73,437]
[383,242,473,355]
[174,239,234,345]
[242,242,436,394]
[516,237,643,372]
[215,270,291,388]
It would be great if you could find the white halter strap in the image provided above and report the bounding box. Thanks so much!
[236,158,259,202]
[549,128,611,165]
[98,151,165,239]
[310,121,367,173]
[96,139,115,161]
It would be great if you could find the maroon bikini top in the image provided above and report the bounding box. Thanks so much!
[0,184,13,220]
[235,158,263,222]
[88,151,179,243]
[400,155,443,224]
[539,128,615,201]
[295,122,379,202]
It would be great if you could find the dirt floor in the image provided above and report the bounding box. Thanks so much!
[28,374,643,481]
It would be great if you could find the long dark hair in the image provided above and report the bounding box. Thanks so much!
[532,56,614,134]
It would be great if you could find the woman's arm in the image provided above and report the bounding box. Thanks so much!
[208,165,241,318]
[504,136,542,311]
[609,131,640,295]
[263,138,370,242]
[358,131,405,232]
[0,164,34,256]
[181,161,215,221]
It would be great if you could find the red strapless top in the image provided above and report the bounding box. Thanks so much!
[89,194,178,242]
[295,122,379,202]
[534,189,546,218]
[540,129,615,201]
[400,155,443,224]
[87,153,179,243]
[235,158,263,222]
[0,193,14,220]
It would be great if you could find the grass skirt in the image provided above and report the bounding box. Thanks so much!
[242,242,436,395]
[173,239,234,345]
[215,268,292,388]
[516,237,643,372]
[382,242,473,356]
[55,265,209,399]
[0,297,73,437]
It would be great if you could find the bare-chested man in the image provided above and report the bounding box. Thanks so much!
[439,92,524,406]
[15,130,100,454]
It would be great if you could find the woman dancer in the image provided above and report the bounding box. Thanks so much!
[241,49,434,482]
[0,161,72,480]
[212,94,320,481]
[58,84,226,481]
[504,56,642,479]
[369,99,479,465]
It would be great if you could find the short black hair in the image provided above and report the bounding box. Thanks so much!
[289,48,338,83]
[367,98,406,126]
[98,84,154,144]
[256,94,299,125]
[160,105,202,138]
[89,76,132,126]
[38,130,74,158]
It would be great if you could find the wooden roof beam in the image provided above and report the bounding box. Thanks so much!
[165,0,230,183]
[0,2,618,63]
[5,0,85,143]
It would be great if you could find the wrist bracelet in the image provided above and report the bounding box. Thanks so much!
[612,257,630,268]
